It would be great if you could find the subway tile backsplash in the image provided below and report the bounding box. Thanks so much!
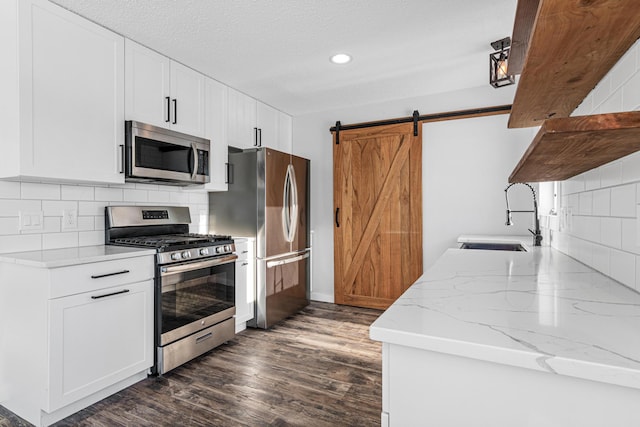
[549,39,640,293]
[0,181,209,254]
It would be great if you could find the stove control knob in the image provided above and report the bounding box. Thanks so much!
[182,251,191,259]
[199,248,209,256]
[224,245,231,252]
[215,246,223,254]
[171,253,182,260]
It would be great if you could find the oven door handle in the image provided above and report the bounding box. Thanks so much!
[160,254,238,276]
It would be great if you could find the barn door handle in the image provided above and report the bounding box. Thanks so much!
[335,207,340,227]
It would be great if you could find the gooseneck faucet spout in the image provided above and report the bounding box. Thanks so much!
[504,182,542,246]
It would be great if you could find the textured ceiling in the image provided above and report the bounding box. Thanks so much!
[51,0,518,116]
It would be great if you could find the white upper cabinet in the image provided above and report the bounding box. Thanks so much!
[256,102,279,149]
[125,40,205,138]
[227,88,292,152]
[227,88,258,149]
[0,0,125,184]
[203,78,229,191]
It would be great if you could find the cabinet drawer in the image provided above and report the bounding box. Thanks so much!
[234,239,252,261]
[49,255,154,298]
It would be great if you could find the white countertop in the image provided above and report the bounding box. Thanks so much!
[0,245,156,268]
[370,244,640,390]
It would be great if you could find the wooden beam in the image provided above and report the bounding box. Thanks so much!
[509,112,640,183]
[509,0,640,128]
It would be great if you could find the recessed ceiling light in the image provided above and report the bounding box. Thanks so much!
[330,53,352,65]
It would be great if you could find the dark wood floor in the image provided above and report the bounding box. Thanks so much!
[0,302,383,427]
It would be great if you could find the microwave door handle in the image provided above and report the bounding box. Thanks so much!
[190,143,198,180]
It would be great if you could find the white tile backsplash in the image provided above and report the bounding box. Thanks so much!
[600,161,623,188]
[123,188,148,202]
[61,185,94,201]
[0,218,19,235]
[21,182,61,200]
[610,249,636,288]
[42,200,78,216]
[623,71,640,111]
[621,218,640,255]
[0,182,21,199]
[578,192,593,215]
[42,232,78,250]
[611,184,636,217]
[0,180,209,254]
[592,189,611,216]
[0,199,41,217]
[546,39,640,293]
[622,152,640,184]
[600,217,622,248]
[95,186,123,202]
[591,243,610,275]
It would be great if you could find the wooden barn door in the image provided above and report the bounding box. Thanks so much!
[333,122,422,310]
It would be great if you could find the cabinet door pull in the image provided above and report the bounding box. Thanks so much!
[91,289,130,300]
[241,250,249,254]
[165,96,171,122]
[225,162,230,184]
[335,207,340,227]
[172,99,178,124]
[253,127,258,146]
[258,128,262,147]
[91,269,130,279]
[241,262,249,266]
[119,144,124,173]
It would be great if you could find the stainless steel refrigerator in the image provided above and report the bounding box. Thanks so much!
[208,147,310,329]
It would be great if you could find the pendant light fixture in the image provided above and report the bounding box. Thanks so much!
[489,37,515,88]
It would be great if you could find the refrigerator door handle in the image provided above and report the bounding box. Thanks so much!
[282,164,298,243]
[288,164,299,241]
[266,251,310,268]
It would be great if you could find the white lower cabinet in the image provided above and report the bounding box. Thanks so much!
[0,251,154,427]
[234,238,255,332]
[48,280,153,412]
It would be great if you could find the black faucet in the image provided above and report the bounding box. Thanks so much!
[504,182,542,247]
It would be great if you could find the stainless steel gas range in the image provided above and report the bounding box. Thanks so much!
[105,206,236,375]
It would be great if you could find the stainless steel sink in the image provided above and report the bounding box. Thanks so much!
[459,242,527,251]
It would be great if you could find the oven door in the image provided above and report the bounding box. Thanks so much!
[157,254,236,347]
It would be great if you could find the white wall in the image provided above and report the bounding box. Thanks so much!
[294,84,531,302]
[423,115,533,268]
[0,181,209,254]
[546,39,640,293]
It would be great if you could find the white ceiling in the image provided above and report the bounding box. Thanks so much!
[51,0,518,116]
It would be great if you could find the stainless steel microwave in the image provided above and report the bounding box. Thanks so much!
[125,121,210,186]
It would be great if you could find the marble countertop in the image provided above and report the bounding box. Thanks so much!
[0,245,156,268]
[370,244,640,390]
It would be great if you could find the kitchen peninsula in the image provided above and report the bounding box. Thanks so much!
[370,240,640,426]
